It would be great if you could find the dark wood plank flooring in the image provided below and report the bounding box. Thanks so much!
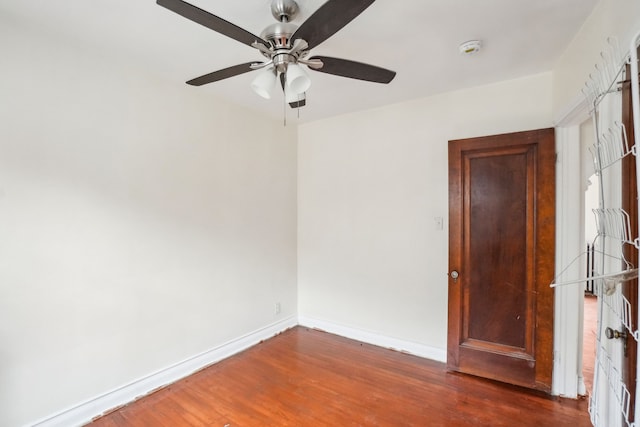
[88,327,590,426]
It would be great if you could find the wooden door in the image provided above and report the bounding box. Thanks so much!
[447,128,556,392]
[621,58,638,422]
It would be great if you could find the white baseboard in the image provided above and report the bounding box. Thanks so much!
[29,315,444,427]
[29,316,297,427]
[298,315,447,363]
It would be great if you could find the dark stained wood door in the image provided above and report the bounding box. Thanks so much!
[621,57,638,422]
[447,128,556,392]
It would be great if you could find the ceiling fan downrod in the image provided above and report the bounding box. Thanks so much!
[270,0,299,23]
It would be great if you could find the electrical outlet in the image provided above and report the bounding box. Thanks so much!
[275,302,281,314]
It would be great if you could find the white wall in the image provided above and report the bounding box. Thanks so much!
[0,18,297,427]
[297,72,553,354]
[552,0,640,114]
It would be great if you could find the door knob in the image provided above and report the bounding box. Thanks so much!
[605,327,628,357]
[450,270,459,283]
[605,327,626,340]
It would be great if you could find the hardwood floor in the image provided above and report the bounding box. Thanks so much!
[88,327,590,426]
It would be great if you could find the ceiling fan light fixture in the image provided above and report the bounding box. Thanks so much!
[250,67,277,99]
[286,63,311,94]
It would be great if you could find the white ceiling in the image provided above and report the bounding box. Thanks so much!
[0,0,599,123]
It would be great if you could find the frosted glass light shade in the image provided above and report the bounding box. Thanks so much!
[285,84,301,103]
[284,84,305,109]
[251,68,277,99]
[286,63,311,94]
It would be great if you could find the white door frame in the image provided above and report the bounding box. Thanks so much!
[553,95,591,397]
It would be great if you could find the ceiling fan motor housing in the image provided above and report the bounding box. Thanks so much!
[260,21,300,73]
[261,22,297,49]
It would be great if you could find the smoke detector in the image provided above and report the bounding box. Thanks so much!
[459,40,482,55]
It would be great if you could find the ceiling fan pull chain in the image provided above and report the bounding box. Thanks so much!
[283,89,287,127]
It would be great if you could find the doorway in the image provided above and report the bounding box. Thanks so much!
[583,173,600,395]
[576,55,638,423]
[447,128,555,392]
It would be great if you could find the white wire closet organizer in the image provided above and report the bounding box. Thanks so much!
[589,122,633,172]
[593,208,638,248]
[551,30,640,427]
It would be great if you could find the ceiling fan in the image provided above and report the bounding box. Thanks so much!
[156,0,396,109]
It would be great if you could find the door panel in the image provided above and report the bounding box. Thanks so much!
[448,129,555,392]
[467,149,531,350]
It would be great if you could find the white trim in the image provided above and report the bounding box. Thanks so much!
[554,92,590,127]
[298,315,447,363]
[28,316,298,427]
[551,87,591,398]
[28,315,446,427]
[552,126,585,398]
